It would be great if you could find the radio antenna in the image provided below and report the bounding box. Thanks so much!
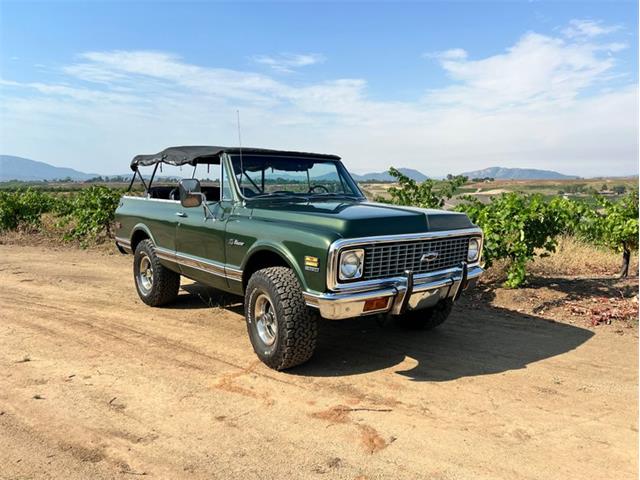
[236,110,244,188]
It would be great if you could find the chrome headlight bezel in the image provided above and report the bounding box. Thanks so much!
[467,237,481,262]
[338,248,364,281]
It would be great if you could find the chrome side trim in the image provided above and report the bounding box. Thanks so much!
[115,236,132,253]
[154,246,243,283]
[327,227,484,292]
[115,236,131,246]
[225,266,243,282]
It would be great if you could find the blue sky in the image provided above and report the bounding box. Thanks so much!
[1,1,637,176]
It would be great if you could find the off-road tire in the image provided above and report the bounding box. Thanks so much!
[133,239,180,306]
[394,299,453,330]
[245,267,318,370]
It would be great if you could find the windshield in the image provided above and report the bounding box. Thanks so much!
[229,154,362,198]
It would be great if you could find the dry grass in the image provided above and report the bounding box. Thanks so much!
[359,183,393,201]
[529,236,638,278]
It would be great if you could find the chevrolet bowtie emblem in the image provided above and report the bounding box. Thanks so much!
[421,252,439,262]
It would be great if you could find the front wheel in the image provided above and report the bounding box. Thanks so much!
[394,299,453,330]
[245,267,318,370]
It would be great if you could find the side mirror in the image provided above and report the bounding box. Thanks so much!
[178,178,202,208]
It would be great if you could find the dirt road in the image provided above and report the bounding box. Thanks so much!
[1,244,637,479]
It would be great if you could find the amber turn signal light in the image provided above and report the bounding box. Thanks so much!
[363,297,390,312]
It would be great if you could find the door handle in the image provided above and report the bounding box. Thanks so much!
[175,212,187,218]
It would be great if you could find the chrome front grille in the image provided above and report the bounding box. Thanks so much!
[362,236,470,280]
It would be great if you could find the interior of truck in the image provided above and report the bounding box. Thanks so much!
[148,184,221,202]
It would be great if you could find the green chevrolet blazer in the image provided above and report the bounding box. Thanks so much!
[115,146,484,370]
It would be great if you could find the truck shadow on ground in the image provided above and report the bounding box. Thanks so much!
[295,303,594,381]
[173,282,595,382]
[169,283,244,312]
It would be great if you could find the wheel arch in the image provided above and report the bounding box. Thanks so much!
[241,245,307,291]
[130,223,156,252]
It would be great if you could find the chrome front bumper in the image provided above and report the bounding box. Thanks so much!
[303,264,483,320]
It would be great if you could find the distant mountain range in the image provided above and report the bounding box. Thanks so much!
[351,168,429,182]
[460,166,579,180]
[0,156,432,183]
[0,155,99,181]
[0,155,580,183]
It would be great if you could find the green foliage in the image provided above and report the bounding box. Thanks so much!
[0,188,58,231]
[563,183,588,194]
[381,167,466,208]
[58,186,123,240]
[457,193,573,288]
[591,190,638,252]
[0,186,122,242]
[383,164,639,286]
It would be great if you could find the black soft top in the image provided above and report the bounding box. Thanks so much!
[130,146,340,170]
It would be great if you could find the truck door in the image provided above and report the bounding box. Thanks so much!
[174,162,232,290]
[175,199,231,290]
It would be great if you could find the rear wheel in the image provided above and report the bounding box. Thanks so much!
[133,239,180,306]
[245,267,318,370]
[394,299,453,330]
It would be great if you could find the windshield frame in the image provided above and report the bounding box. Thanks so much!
[225,153,365,201]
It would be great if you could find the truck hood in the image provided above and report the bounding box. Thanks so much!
[248,199,474,238]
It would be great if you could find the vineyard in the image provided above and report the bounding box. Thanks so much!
[0,185,123,243]
[381,168,639,287]
[1,176,638,289]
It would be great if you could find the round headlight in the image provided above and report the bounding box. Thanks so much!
[467,238,480,262]
[339,249,364,280]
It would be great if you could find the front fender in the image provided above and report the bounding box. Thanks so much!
[242,241,309,290]
[226,214,338,293]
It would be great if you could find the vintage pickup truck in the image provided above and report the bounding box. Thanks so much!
[115,146,483,370]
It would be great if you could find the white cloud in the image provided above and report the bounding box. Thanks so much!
[426,32,623,110]
[251,53,326,73]
[0,20,636,178]
[562,19,622,39]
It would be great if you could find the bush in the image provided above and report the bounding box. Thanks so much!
[0,188,58,231]
[580,190,638,277]
[0,186,123,243]
[57,186,123,241]
[456,193,571,288]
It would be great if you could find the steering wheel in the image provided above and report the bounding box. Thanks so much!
[308,185,330,194]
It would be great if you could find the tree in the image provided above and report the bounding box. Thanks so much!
[382,168,466,208]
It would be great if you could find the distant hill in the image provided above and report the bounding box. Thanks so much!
[0,156,431,184]
[296,167,429,182]
[353,168,428,182]
[460,166,579,180]
[0,155,98,181]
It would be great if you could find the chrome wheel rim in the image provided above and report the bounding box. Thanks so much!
[137,253,153,294]
[254,293,277,346]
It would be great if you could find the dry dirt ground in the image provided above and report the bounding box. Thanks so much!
[0,244,637,480]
